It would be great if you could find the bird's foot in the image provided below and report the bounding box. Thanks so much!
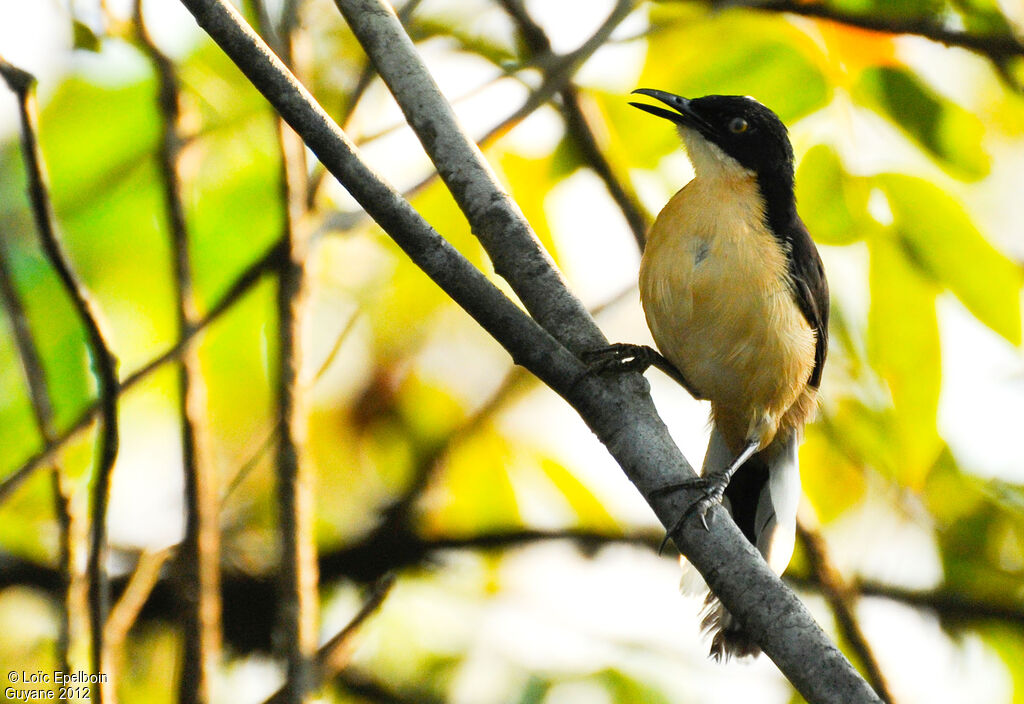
[581,343,658,376]
[653,439,760,551]
[653,471,731,534]
[582,343,703,398]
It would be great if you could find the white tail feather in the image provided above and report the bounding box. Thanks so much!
[688,426,801,660]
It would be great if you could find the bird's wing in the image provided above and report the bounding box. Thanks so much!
[785,216,829,388]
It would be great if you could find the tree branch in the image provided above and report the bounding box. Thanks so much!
[0,55,120,703]
[255,1,321,697]
[172,1,879,700]
[133,2,223,700]
[0,208,75,697]
[104,547,174,650]
[734,0,1024,91]
[333,0,612,353]
[263,574,396,704]
[796,522,895,704]
[7,527,1019,656]
[740,0,1024,58]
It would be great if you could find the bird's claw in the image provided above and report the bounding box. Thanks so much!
[678,480,728,532]
[581,343,648,375]
[655,473,731,553]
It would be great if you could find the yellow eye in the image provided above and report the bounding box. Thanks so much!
[728,117,748,134]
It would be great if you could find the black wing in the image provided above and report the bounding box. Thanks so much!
[784,216,829,389]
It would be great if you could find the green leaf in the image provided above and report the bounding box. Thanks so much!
[639,11,831,124]
[0,241,92,431]
[856,67,989,180]
[185,117,283,313]
[938,501,1024,605]
[410,175,485,269]
[497,150,561,260]
[867,235,943,487]
[591,88,679,171]
[950,0,1016,35]
[516,676,552,704]
[36,75,161,217]
[856,0,945,18]
[876,173,1022,344]
[58,159,178,371]
[550,131,584,180]
[923,448,986,524]
[72,20,101,53]
[796,144,872,245]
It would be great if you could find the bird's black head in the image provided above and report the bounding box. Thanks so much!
[630,89,797,220]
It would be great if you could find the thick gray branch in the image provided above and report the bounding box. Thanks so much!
[174,1,880,701]
[334,0,606,353]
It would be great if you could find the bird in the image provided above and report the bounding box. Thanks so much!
[586,89,829,659]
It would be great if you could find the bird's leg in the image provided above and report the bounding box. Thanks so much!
[653,439,760,549]
[582,343,703,399]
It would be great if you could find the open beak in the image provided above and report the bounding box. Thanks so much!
[629,88,715,136]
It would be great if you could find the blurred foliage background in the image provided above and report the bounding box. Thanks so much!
[1,0,1024,702]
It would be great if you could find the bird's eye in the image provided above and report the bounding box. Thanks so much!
[728,117,748,134]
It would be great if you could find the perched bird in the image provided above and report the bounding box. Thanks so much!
[587,89,829,659]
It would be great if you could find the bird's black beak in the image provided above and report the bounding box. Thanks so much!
[630,88,715,135]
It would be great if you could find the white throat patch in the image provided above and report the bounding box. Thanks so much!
[678,126,754,181]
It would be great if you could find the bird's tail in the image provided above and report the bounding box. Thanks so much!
[701,591,762,660]
[685,426,801,660]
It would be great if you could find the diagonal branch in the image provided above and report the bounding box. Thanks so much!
[0,55,120,703]
[263,574,396,704]
[333,0,614,353]
[797,522,895,704]
[173,1,878,700]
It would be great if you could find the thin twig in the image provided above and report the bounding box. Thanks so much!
[334,0,615,353]
[733,0,1024,91]
[738,0,1024,58]
[796,522,895,704]
[311,308,362,381]
[256,1,321,697]
[263,574,397,704]
[307,0,426,204]
[0,227,75,699]
[6,525,1024,642]
[315,573,395,678]
[474,0,638,166]
[498,0,651,249]
[219,420,281,508]
[133,2,223,700]
[104,547,175,648]
[0,237,285,507]
[0,55,120,703]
